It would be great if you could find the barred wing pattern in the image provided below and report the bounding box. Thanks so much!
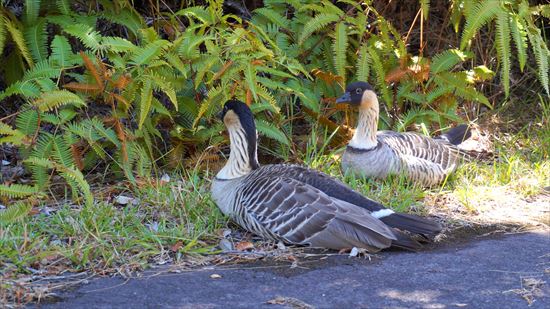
[234,169,397,251]
[378,131,468,185]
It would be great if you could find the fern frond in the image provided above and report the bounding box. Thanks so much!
[527,30,550,95]
[509,15,528,72]
[149,74,178,109]
[58,164,93,207]
[356,45,370,82]
[0,81,40,100]
[52,135,75,167]
[64,24,103,52]
[0,14,6,53]
[23,0,41,25]
[23,59,60,80]
[333,22,348,79]
[368,47,392,107]
[24,18,48,63]
[56,0,71,15]
[0,201,33,225]
[138,79,154,129]
[33,90,86,111]
[101,36,137,53]
[15,109,39,135]
[131,40,169,65]
[430,49,470,74]
[176,6,214,25]
[0,184,38,198]
[3,16,34,66]
[420,0,430,17]
[298,13,339,45]
[51,35,74,67]
[253,7,288,27]
[460,1,500,49]
[256,119,289,146]
[495,9,511,97]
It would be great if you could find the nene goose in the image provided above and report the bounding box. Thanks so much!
[211,100,442,252]
[336,81,471,187]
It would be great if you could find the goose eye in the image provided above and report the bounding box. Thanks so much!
[356,88,362,94]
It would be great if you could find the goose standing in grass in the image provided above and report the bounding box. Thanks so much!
[336,81,471,187]
[211,100,442,252]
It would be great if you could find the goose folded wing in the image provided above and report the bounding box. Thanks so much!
[256,164,387,212]
[240,176,396,251]
[378,131,465,169]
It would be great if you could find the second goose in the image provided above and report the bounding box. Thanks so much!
[336,81,471,187]
[211,100,442,252]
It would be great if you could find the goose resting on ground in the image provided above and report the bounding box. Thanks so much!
[336,81,471,187]
[211,100,442,252]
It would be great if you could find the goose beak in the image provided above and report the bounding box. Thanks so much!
[336,92,351,104]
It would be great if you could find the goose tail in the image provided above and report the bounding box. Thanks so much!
[390,229,423,251]
[372,210,442,238]
[437,124,471,145]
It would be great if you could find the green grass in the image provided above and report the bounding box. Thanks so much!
[0,170,225,279]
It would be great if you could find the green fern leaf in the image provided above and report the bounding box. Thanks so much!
[24,18,48,63]
[0,81,41,100]
[51,35,74,67]
[101,8,144,36]
[149,74,178,109]
[420,0,430,17]
[24,0,41,25]
[15,109,39,135]
[58,165,93,207]
[101,36,137,53]
[0,14,7,54]
[33,90,86,111]
[138,79,154,129]
[253,7,288,28]
[510,15,528,72]
[527,30,550,95]
[131,40,169,65]
[29,134,54,187]
[23,59,60,80]
[256,119,289,146]
[368,47,392,107]
[298,13,339,45]
[52,135,75,167]
[333,22,348,79]
[0,201,33,225]
[460,1,500,49]
[56,0,71,14]
[3,16,34,66]
[356,45,370,82]
[0,184,38,198]
[495,9,511,97]
[430,49,470,74]
[64,24,102,52]
[176,6,214,25]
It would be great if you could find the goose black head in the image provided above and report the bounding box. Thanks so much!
[220,100,259,169]
[336,81,375,106]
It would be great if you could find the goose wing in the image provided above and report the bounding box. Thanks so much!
[378,131,466,170]
[239,175,396,251]
[251,164,441,238]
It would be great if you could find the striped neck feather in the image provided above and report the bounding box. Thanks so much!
[349,106,378,150]
[217,126,259,179]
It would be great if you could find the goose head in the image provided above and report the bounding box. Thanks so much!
[336,81,378,111]
[217,100,259,179]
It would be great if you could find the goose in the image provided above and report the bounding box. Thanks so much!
[336,81,471,187]
[210,99,442,252]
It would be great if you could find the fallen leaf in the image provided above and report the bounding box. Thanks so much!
[235,241,254,251]
[171,241,183,252]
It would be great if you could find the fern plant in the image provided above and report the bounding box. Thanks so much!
[454,0,550,96]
